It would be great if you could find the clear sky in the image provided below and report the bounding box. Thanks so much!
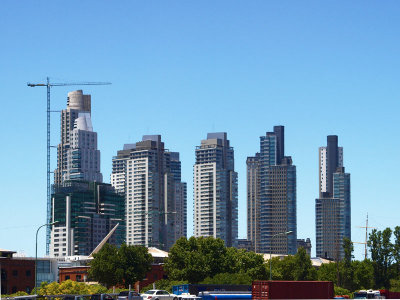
[1,1,399,260]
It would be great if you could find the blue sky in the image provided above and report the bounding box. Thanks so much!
[1,1,399,260]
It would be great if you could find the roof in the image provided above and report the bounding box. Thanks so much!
[261,253,334,267]
[0,248,15,253]
[148,247,168,258]
[310,257,335,267]
[0,249,16,257]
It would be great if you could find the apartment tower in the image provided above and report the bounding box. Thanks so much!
[247,126,297,254]
[315,135,351,260]
[111,135,187,250]
[193,132,238,247]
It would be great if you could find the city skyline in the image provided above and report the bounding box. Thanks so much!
[1,1,399,260]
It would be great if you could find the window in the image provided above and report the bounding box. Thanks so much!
[65,275,70,280]
[12,270,18,277]
[26,270,31,277]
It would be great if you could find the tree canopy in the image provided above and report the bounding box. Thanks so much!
[165,236,266,283]
[89,243,153,288]
[36,280,107,295]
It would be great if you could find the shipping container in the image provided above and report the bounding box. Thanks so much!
[252,281,334,299]
[173,285,251,296]
[379,290,400,299]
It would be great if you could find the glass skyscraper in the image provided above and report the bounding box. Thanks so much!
[315,135,351,260]
[50,181,125,257]
[247,126,297,254]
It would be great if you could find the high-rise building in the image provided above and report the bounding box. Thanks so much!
[170,152,187,241]
[63,112,102,182]
[247,154,261,252]
[111,135,187,250]
[315,135,351,260]
[50,181,125,257]
[193,132,238,247]
[54,90,100,184]
[50,90,120,257]
[247,126,297,254]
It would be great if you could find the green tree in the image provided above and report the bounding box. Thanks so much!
[368,228,393,289]
[390,278,400,292]
[201,272,252,285]
[165,237,267,283]
[37,280,107,295]
[352,259,374,290]
[317,262,338,284]
[393,226,400,278]
[293,247,317,281]
[89,243,120,288]
[277,255,296,280]
[334,286,351,297]
[225,247,267,280]
[89,243,153,288]
[117,243,153,288]
[9,291,29,297]
[165,236,228,283]
[266,256,284,280]
[341,238,354,291]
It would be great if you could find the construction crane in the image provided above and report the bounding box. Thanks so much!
[27,77,111,254]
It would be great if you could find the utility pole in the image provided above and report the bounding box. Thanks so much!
[27,78,111,254]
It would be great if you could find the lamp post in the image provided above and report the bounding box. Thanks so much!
[269,231,293,280]
[35,221,58,293]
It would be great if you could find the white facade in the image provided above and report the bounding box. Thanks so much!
[319,146,343,194]
[63,113,102,182]
[111,136,186,250]
[194,163,217,238]
[125,157,154,246]
[55,90,91,185]
[193,133,238,247]
[50,196,73,257]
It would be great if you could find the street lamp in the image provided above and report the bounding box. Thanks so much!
[35,221,58,293]
[269,231,293,280]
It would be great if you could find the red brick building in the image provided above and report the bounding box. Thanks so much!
[135,264,166,291]
[59,266,90,282]
[58,247,168,291]
[0,249,35,294]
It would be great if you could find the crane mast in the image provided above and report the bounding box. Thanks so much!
[27,77,111,254]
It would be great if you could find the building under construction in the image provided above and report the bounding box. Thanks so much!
[50,180,125,257]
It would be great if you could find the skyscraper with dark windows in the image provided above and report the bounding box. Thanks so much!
[247,126,297,254]
[315,135,351,260]
[50,181,125,257]
[193,132,238,247]
[111,135,187,250]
